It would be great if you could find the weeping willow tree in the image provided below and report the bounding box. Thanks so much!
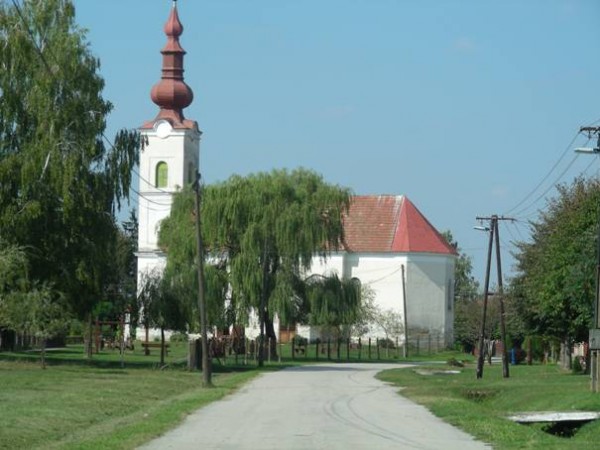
[159,168,355,365]
[305,274,362,340]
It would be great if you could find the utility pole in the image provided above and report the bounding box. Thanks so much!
[193,173,212,387]
[575,125,600,392]
[475,215,513,379]
[401,264,409,358]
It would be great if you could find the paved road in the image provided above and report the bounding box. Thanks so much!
[140,363,490,450]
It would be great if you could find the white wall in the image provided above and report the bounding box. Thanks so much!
[306,251,455,345]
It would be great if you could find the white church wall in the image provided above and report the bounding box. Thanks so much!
[306,252,409,340]
[405,254,455,345]
[305,252,455,344]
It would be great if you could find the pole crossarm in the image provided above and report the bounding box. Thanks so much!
[579,126,600,135]
[476,215,516,222]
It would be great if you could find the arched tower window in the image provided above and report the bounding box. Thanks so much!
[156,161,168,188]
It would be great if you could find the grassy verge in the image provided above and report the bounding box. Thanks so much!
[377,361,600,449]
[0,347,259,450]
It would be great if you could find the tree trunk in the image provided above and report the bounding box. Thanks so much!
[144,323,150,356]
[264,314,278,360]
[160,327,165,366]
[41,338,47,370]
[258,241,269,367]
[85,313,93,359]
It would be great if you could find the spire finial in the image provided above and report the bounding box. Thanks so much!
[144,1,195,130]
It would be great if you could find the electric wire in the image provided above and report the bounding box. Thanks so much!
[511,153,582,217]
[503,131,582,215]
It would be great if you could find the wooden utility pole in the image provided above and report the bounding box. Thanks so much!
[193,173,212,387]
[476,218,494,379]
[493,219,510,378]
[401,264,409,358]
[475,215,513,379]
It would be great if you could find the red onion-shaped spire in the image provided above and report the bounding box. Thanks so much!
[144,1,195,129]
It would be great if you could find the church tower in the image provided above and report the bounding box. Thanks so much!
[137,1,200,283]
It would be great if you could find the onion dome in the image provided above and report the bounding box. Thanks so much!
[142,1,197,130]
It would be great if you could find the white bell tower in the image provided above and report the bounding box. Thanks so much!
[137,1,200,297]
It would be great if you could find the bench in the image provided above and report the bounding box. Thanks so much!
[141,342,170,356]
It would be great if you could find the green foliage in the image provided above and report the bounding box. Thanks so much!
[0,0,141,324]
[442,231,483,350]
[442,230,479,302]
[137,271,188,334]
[169,331,188,343]
[159,168,354,336]
[512,177,598,343]
[305,274,361,331]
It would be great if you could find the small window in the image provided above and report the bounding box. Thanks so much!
[156,161,168,188]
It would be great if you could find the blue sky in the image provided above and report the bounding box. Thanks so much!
[74,0,600,283]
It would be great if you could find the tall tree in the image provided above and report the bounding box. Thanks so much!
[159,168,353,365]
[0,0,141,348]
[512,177,598,365]
[442,231,482,351]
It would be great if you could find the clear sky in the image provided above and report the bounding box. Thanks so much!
[73,0,600,283]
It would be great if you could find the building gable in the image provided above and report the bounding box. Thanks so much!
[342,195,457,255]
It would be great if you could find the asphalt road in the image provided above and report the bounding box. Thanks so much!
[139,363,490,450]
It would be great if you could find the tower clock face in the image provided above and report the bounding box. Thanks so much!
[155,120,173,138]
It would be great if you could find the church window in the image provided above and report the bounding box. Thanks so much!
[156,161,168,188]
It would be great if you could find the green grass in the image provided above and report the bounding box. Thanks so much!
[377,361,600,449]
[0,345,260,450]
[0,341,476,449]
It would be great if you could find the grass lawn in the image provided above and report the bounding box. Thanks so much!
[0,341,486,449]
[0,344,260,450]
[377,361,600,449]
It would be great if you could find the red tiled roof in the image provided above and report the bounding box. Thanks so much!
[342,195,457,255]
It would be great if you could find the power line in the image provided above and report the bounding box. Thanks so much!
[511,153,581,217]
[503,131,582,215]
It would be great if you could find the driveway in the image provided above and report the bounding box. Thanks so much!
[140,363,490,450]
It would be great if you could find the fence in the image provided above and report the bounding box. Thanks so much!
[188,332,449,369]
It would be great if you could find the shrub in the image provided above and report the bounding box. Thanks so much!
[293,336,308,346]
[169,332,188,343]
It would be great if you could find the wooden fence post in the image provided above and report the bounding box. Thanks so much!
[368,338,372,359]
[347,338,350,361]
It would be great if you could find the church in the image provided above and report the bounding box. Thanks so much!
[135,3,456,345]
